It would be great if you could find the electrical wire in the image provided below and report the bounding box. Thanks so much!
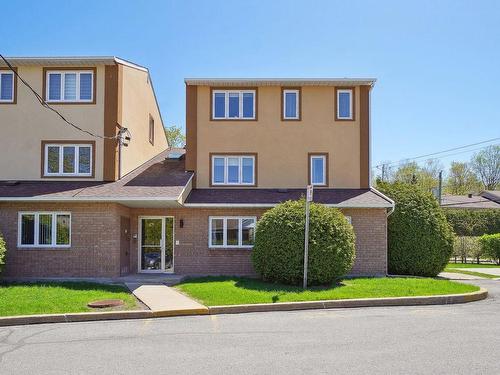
[374,137,500,168]
[0,54,124,141]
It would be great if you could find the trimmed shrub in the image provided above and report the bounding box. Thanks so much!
[0,232,6,274]
[444,209,500,236]
[251,199,356,285]
[379,183,454,276]
[479,233,500,265]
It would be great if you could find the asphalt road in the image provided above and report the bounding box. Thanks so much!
[0,279,498,375]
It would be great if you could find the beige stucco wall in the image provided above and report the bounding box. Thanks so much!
[195,85,361,188]
[0,65,105,180]
[119,65,168,177]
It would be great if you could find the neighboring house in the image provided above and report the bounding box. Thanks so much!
[0,62,394,278]
[441,193,500,210]
[480,190,500,204]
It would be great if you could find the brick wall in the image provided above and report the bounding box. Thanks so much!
[0,203,387,278]
[0,202,130,277]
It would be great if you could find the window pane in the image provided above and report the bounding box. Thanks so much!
[39,214,52,246]
[48,74,61,100]
[211,219,224,246]
[312,157,325,184]
[226,219,239,246]
[63,146,75,173]
[80,73,92,100]
[213,157,225,183]
[64,73,77,100]
[242,92,254,118]
[56,214,70,245]
[47,146,60,174]
[242,157,254,184]
[285,92,297,118]
[227,157,239,183]
[21,214,35,245]
[338,92,351,118]
[241,219,255,246]
[214,93,225,118]
[0,73,13,100]
[228,93,239,118]
[78,147,91,174]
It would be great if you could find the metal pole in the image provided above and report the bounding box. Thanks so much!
[303,198,310,289]
[438,170,443,204]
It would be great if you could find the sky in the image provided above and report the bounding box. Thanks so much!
[2,0,499,172]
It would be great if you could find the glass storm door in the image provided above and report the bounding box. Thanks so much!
[140,217,174,272]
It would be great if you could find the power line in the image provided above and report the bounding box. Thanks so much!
[0,54,126,141]
[374,137,500,168]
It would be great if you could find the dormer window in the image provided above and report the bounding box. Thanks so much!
[336,88,354,120]
[44,69,95,103]
[212,89,256,120]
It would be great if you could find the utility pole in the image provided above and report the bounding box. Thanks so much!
[303,185,313,289]
[438,170,443,204]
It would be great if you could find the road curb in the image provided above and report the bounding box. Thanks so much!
[208,288,489,315]
[0,288,487,327]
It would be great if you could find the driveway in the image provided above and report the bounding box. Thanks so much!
[0,279,498,375]
[461,268,500,276]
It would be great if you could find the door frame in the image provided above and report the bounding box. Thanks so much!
[137,216,175,274]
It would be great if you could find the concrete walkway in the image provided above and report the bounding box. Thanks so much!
[438,272,485,280]
[461,268,500,276]
[126,283,208,316]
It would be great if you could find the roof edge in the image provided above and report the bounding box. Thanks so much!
[184,78,377,86]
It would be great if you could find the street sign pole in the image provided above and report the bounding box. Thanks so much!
[303,185,313,289]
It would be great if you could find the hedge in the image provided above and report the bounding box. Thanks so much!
[251,199,356,285]
[0,232,6,274]
[444,209,500,236]
[379,183,454,276]
[479,233,500,265]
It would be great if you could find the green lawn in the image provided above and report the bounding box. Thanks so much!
[0,282,139,317]
[446,263,500,268]
[175,277,480,306]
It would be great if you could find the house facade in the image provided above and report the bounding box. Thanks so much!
[0,58,393,279]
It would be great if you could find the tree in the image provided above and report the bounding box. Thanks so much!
[471,145,500,190]
[164,125,186,148]
[445,161,481,194]
[393,161,420,185]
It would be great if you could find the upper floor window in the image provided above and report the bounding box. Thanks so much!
[18,212,71,248]
[309,153,328,186]
[212,90,256,120]
[0,71,15,103]
[282,89,300,120]
[45,69,94,103]
[149,115,155,145]
[336,88,354,120]
[43,142,94,177]
[211,154,256,185]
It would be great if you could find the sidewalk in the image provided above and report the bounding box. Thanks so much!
[438,272,485,280]
[126,283,208,316]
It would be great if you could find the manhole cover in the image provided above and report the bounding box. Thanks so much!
[87,299,124,308]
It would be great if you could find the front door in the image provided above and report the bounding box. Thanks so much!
[139,217,174,273]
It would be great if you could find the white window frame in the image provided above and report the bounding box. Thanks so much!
[212,90,256,120]
[211,155,255,185]
[44,143,93,177]
[208,216,257,249]
[345,215,352,225]
[283,89,299,119]
[0,71,15,103]
[17,212,71,248]
[310,155,327,186]
[336,89,353,120]
[46,70,94,103]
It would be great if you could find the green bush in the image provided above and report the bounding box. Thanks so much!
[379,183,454,276]
[444,209,500,236]
[0,232,6,274]
[452,236,482,263]
[479,233,500,265]
[251,199,356,285]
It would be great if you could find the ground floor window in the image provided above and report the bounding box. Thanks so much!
[18,212,71,248]
[209,216,256,248]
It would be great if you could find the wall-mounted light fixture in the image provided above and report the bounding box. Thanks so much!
[180,219,184,228]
